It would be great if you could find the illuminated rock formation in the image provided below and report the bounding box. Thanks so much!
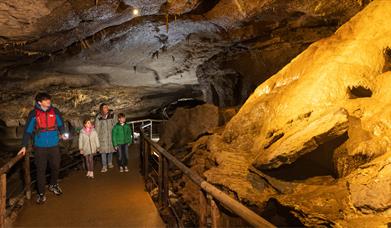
[202,0,391,226]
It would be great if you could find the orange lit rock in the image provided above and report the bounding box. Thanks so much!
[253,108,349,170]
[202,0,391,226]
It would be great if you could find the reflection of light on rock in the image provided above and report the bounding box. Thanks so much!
[234,0,246,17]
[133,9,139,16]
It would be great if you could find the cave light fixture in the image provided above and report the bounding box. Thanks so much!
[133,8,140,16]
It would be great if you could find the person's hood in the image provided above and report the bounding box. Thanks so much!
[97,109,114,117]
[35,102,52,112]
[81,127,95,134]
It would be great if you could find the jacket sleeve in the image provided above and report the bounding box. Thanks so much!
[95,131,100,149]
[112,112,118,127]
[21,110,36,147]
[95,116,101,135]
[54,107,65,134]
[79,133,84,150]
[112,126,118,147]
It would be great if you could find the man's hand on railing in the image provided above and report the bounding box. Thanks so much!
[18,147,26,156]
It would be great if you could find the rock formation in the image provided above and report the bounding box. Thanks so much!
[0,0,369,157]
[174,0,391,226]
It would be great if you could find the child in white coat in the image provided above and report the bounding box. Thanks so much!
[79,118,100,178]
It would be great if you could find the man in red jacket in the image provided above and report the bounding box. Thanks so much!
[18,92,67,204]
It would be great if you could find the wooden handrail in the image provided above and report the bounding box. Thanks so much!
[0,148,82,228]
[0,153,24,175]
[0,150,31,228]
[140,132,275,228]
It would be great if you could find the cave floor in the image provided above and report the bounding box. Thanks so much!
[12,145,165,227]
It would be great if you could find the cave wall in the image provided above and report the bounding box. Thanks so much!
[200,0,391,226]
[0,0,371,157]
[0,0,369,102]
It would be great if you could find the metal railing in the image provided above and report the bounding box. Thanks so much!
[139,131,275,228]
[128,119,165,142]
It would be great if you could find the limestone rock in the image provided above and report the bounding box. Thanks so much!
[223,0,391,161]
[204,134,278,209]
[159,104,220,150]
[348,153,391,214]
[197,1,391,226]
[0,0,367,101]
[253,108,349,170]
[274,180,351,226]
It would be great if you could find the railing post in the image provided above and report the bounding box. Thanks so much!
[150,121,153,139]
[23,151,31,200]
[139,133,144,174]
[158,151,164,208]
[163,157,169,208]
[0,174,6,228]
[143,140,149,180]
[210,197,221,228]
[140,129,275,228]
[199,190,207,228]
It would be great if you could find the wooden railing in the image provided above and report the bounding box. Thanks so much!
[0,151,31,228]
[0,149,83,228]
[140,132,275,228]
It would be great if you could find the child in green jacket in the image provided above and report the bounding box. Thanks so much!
[112,113,133,172]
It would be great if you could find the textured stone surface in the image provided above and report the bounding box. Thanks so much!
[253,108,349,170]
[159,104,220,150]
[0,0,368,98]
[348,154,391,213]
[191,1,391,226]
[0,1,370,157]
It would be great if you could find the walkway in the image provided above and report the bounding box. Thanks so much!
[13,145,165,227]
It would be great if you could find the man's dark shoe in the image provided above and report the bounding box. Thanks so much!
[36,194,46,204]
[48,184,63,195]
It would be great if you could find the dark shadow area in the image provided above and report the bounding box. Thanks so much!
[262,133,348,181]
[383,47,391,73]
[348,85,373,99]
[261,198,304,227]
[187,0,220,15]
[210,84,220,106]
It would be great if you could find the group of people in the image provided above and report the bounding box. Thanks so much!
[79,106,133,178]
[18,92,134,204]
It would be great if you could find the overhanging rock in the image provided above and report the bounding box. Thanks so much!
[253,108,349,170]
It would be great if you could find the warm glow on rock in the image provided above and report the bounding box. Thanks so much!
[203,0,391,226]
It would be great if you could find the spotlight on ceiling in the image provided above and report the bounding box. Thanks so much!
[133,8,139,16]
